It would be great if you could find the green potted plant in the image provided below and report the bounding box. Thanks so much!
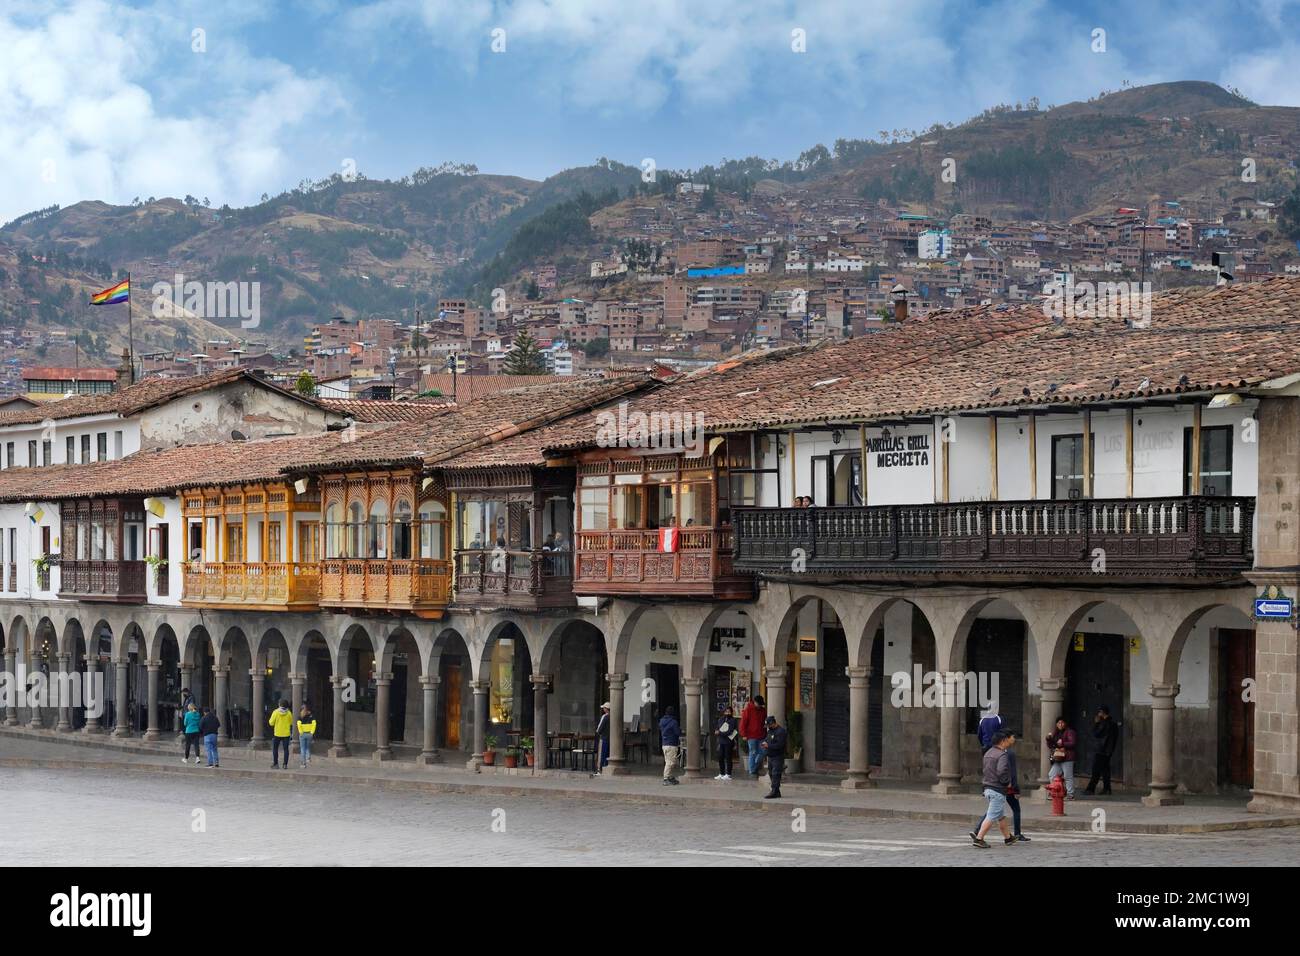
[31,554,51,589]
[521,735,535,767]
[786,710,804,774]
[504,746,520,769]
[144,554,168,587]
[482,735,497,766]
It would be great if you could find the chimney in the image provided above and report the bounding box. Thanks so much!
[116,348,133,389]
[892,284,909,322]
[1212,252,1234,287]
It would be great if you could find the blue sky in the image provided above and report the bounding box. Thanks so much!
[2,0,1298,223]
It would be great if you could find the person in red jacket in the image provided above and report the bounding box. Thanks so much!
[740,694,767,778]
[1046,716,1078,798]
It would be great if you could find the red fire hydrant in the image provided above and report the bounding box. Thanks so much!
[1047,775,1066,816]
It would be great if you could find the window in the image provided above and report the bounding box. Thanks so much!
[418,501,446,559]
[224,521,244,562]
[367,499,388,559]
[324,504,344,558]
[488,639,516,725]
[65,436,74,464]
[153,525,170,596]
[267,521,282,562]
[1184,425,1233,496]
[187,522,203,562]
[96,433,107,462]
[80,435,90,465]
[347,502,365,558]
[41,439,51,466]
[1051,434,1094,500]
[297,521,320,563]
[4,442,12,468]
[587,460,717,532]
[580,476,610,530]
[27,440,37,467]
[113,431,124,459]
[727,433,780,508]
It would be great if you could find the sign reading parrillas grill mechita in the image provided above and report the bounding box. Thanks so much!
[867,432,932,468]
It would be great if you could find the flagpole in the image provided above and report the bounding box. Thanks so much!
[127,271,135,384]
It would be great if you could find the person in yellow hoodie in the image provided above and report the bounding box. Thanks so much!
[268,699,294,769]
[296,705,317,768]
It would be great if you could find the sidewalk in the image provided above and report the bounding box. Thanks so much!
[2,726,1296,834]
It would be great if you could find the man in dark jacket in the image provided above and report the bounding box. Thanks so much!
[659,706,682,785]
[1085,706,1118,795]
[977,712,1004,754]
[761,715,788,798]
[594,702,611,775]
[971,731,1016,847]
[198,708,221,768]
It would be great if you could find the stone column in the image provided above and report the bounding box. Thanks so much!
[112,658,130,737]
[931,695,963,796]
[83,654,102,733]
[213,666,230,744]
[3,648,18,725]
[605,672,627,775]
[55,653,73,732]
[843,665,876,789]
[28,651,46,729]
[177,664,194,739]
[373,672,392,761]
[530,674,550,771]
[418,675,441,764]
[1037,676,1066,797]
[289,672,305,751]
[683,676,705,777]
[764,667,787,729]
[329,674,350,758]
[1143,682,1183,807]
[248,671,267,750]
[467,679,489,770]
[143,660,161,740]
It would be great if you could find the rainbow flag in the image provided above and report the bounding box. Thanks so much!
[90,278,129,305]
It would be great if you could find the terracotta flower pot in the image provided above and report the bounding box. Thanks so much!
[504,753,518,769]
[525,752,535,767]
[482,750,496,766]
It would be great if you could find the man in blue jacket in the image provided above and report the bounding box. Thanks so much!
[977,712,1005,754]
[659,705,682,786]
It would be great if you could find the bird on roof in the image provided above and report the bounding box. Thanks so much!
[989,386,1001,397]
[1138,377,1150,390]
[1110,377,1121,390]
[1022,387,1031,397]
[1047,383,1058,393]
[1178,373,1190,387]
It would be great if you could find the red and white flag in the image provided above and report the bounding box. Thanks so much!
[658,527,679,553]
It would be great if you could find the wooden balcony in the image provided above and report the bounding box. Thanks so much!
[58,560,147,603]
[733,496,1256,582]
[574,528,754,599]
[319,558,451,617]
[182,562,321,610]
[451,550,575,611]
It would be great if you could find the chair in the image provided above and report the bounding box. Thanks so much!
[625,714,649,765]
[546,733,571,769]
[571,734,596,771]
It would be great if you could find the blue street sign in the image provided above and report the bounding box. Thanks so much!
[1254,598,1293,619]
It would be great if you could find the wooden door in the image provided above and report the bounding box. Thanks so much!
[297,522,320,563]
[1221,628,1255,786]
[443,662,462,749]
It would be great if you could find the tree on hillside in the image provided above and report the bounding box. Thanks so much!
[503,329,546,375]
[295,370,318,397]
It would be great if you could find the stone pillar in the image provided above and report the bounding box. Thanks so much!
[329,674,350,758]
[28,651,46,730]
[931,695,963,796]
[3,648,18,725]
[764,667,787,729]
[55,653,73,732]
[177,664,194,738]
[248,671,267,749]
[373,672,392,761]
[843,665,876,789]
[530,673,550,771]
[605,672,627,775]
[83,654,102,733]
[467,679,489,770]
[142,660,161,740]
[1143,682,1183,807]
[418,675,441,764]
[289,672,305,750]
[1037,676,1066,797]
[683,676,705,777]
[213,666,229,744]
[112,658,130,737]
[1246,574,1300,812]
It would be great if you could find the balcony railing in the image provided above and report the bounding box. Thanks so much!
[733,496,1255,578]
[452,550,574,609]
[57,559,147,602]
[182,562,321,607]
[574,528,753,598]
[319,558,450,611]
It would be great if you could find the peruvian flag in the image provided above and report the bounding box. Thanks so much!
[1116,207,1139,215]
[659,527,679,553]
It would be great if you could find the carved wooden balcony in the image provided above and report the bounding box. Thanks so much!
[182,562,321,610]
[573,528,754,599]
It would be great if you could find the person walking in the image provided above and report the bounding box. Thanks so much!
[181,702,202,765]
[594,701,611,775]
[761,715,787,798]
[713,705,738,780]
[180,686,197,718]
[1004,731,1030,842]
[740,694,767,778]
[268,699,294,769]
[296,705,316,768]
[659,705,682,786]
[977,711,1004,754]
[1046,716,1078,799]
[971,730,1017,848]
[199,707,220,768]
[1085,706,1118,795]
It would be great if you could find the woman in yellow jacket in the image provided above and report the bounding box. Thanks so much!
[296,706,317,768]
[268,700,294,769]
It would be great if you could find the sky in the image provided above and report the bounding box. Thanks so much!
[1,0,1298,224]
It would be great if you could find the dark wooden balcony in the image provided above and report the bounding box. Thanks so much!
[319,558,451,618]
[733,496,1255,581]
[58,559,147,602]
[451,550,575,610]
[574,528,754,599]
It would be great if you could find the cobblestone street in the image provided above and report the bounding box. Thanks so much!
[4,758,1298,867]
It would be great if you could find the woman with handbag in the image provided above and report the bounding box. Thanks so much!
[1046,716,1078,798]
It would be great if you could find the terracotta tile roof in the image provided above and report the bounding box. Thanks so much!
[0,368,320,427]
[317,398,455,423]
[22,366,119,381]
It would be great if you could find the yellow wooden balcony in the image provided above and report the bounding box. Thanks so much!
[181,562,321,610]
[318,558,451,617]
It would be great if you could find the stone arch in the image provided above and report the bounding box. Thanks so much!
[429,625,473,752]
[537,618,608,736]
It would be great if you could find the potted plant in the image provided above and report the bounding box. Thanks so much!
[31,554,51,589]
[521,735,535,767]
[504,746,520,769]
[786,710,804,774]
[482,735,497,766]
[144,554,168,587]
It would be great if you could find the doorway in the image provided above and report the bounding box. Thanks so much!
[442,661,462,749]
[818,626,849,763]
[1065,632,1125,780]
[1219,627,1255,787]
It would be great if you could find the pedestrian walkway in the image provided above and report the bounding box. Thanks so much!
[675,832,1144,863]
[2,727,1296,834]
